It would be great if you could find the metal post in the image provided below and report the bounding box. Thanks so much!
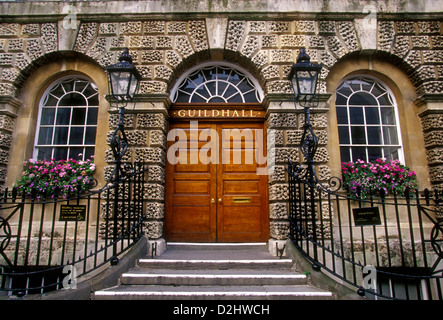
[301,104,319,266]
[110,106,127,265]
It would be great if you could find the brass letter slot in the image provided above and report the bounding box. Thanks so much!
[232,197,251,203]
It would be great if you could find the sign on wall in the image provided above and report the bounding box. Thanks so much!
[169,105,265,120]
[60,205,86,221]
[352,207,381,226]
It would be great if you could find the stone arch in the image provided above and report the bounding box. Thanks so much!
[328,49,426,98]
[12,51,104,97]
[325,51,431,188]
[72,20,213,97]
[166,48,267,98]
[168,59,265,104]
[6,54,109,187]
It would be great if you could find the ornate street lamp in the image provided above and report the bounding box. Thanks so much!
[288,47,322,106]
[288,48,322,266]
[105,47,141,104]
[288,47,322,167]
[105,48,141,265]
[105,48,141,178]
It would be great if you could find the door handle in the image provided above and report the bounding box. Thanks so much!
[218,198,222,203]
[211,198,215,204]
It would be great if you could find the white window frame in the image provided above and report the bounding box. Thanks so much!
[335,75,404,163]
[33,75,99,161]
[170,62,264,103]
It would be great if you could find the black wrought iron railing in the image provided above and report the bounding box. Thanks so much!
[288,161,443,300]
[0,162,147,296]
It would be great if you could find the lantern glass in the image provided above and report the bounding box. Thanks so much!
[106,48,141,103]
[128,72,140,98]
[109,71,130,99]
[295,70,319,100]
[289,48,322,102]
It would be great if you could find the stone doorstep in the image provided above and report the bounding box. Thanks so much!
[165,242,269,251]
[120,269,308,286]
[137,258,294,270]
[92,242,334,300]
[93,285,333,300]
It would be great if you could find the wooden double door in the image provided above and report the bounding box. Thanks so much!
[165,122,269,242]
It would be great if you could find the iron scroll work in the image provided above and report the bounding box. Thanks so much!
[0,48,147,296]
[287,48,443,300]
[287,136,443,300]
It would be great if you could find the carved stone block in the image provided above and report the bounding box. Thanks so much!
[293,20,315,34]
[120,21,142,35]
[149,130,166,147]
[189,20,208,51]
[134,147,165,165]
[269,21,291,34]
[262,35,278,48]
[144,21,166,34]
[137,113,166,130]
[0,23,19,37]
[248,21,266,34]
[269,165,286,184]
[318,21,336,35]
[145,202,165,219]
[337,21,360,52]
[266,80,292,94]
[144,221,163,239]
[280,35,305,48]
[267,113,298,129]
[270,221,290,240]
[226,20,246,51]
[427,148,443,165]
[147,165,165,182]
[139,81,167,94]
[241,36,259,58]
[269,202,288,220]
[167,21,186,34]
[144,183,165,201]
[269,183,289,201]
[0,114,15,132]
[270,49,293,63]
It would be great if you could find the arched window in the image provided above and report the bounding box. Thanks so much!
[34,76,99,161]
[171,63,263,103]
[335,76,403,163]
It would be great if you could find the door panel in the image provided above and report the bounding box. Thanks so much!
[217,123,268,242]
[165,122,268,242]
[166,123,217,242]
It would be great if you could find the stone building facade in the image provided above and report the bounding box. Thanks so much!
[0,0,441,246]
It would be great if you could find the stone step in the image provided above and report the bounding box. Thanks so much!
[91,242,334,300]
[166,242,269,251]
[120,269,307,286]
[93,284,333,300]
[136,258,294,270]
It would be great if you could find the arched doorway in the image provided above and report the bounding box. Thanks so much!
[165,63,269,242]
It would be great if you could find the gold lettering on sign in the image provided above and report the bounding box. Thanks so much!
[172,109,262,119]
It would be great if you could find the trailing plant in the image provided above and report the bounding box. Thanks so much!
[15,156,96,199]
[341,158,418,198]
